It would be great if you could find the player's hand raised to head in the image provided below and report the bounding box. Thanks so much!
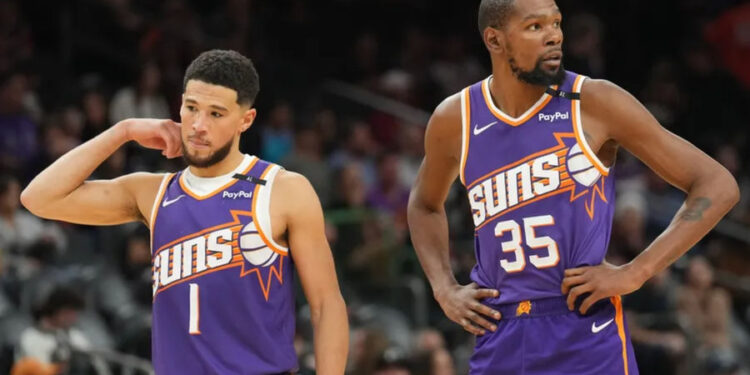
[434,282,501,336]
[561,261,646,314]
[123,118,183,159]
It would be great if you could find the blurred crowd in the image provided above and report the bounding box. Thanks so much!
[0,0,749,374]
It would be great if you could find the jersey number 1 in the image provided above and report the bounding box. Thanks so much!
[495,215,559,273]
[189,283,201,335]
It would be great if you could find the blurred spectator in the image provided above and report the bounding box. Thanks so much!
[367,153,410,234]
[0,174,65,266]
[396,124,424,189]
[414,329,456,375]
[678,257,743,374]
[282,127,332,207]
[329,121,378,190]
[109,61,170,123]
[430,35,483,98]
[0,1,33,72]
[563,13,606,78]
[625,269,686,375]
[80,89,110,142]
[0,72,39,173]
[260,101,295,163]
[13,287,108,375]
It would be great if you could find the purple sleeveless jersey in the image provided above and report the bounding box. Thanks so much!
[460,72,639,375]
[150,156,297,374]
[460,71,615,305]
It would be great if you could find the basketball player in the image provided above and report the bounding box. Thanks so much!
[407,0,739,373]
[21,50,348,374]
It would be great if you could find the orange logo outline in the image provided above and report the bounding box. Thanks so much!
[153,210,285,301]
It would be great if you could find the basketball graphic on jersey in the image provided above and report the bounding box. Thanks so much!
[239,220,278,267]
[566,143,601,187]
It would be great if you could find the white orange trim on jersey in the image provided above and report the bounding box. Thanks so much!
[251,164,289,255]
[611,296,630,375]
[481,77,556,126]
[178,156,259,200]
[571,75,610,176]
[150,173,175,252]
[459,87,471,186]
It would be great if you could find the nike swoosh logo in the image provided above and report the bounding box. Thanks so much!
[162,194,186,207]
[473,121,498,136]
[591,318,614,333]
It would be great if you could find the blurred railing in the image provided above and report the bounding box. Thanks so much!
[75,348,154,375]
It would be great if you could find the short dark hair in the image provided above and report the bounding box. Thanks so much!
[478,0,516,33]
[183,49,260,106]
[33,286,85,321]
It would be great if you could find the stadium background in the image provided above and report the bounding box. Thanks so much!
[0,0,749,374]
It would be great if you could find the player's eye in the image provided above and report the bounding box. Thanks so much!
[211,112,223,118]
[528,23,541,31]
[553,20,561,28]
[186,105,197,112]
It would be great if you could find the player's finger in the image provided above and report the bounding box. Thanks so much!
[566,283,593,311]
[469,301,502,320]
[561,275,586,294]
[579,293,602,315]
[459,318,485,336]
[473,288,500,299]
[466,311,496,332]
[159,127,175,154]
[166,131,182,158]
[564,267,587,277]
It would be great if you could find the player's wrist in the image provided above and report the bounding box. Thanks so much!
[622,260,652,287]
[113,119,135,142]
[432,280,460,301]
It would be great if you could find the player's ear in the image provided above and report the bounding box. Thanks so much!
[240,107,257,133]
[484,27,505,54]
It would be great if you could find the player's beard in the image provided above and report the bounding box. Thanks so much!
[181,136,234,168]
[509,56,566,86]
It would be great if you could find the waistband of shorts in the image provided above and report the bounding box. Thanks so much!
[485,295,611,319]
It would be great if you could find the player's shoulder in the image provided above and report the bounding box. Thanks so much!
[579,77,643,120]
[580,78,636,107]
[432,91,463,123]
[272,169,316,198]
[269,169,322,219]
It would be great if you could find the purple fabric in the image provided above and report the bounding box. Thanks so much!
[151,158,297,374]
[470,297,638,374]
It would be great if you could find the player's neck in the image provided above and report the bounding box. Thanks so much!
[188,150,246,178]
[488,70,548,118]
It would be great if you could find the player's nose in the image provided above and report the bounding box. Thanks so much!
[192,114,209,132]
[545,28,563,46]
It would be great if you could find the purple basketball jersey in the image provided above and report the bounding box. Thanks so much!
[460,71,615,305]
[150,156,297,374]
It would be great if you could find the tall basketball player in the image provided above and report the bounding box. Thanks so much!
[21,50,348,374]
[407,0,739,374]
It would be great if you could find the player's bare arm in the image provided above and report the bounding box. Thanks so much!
[562,79,740,314]
[407,94,502,336]
[271,170,348,374]
[20,119,183,226]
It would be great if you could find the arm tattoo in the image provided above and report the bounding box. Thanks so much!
[680,197,712,221]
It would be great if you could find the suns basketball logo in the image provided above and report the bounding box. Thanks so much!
[467,132,607,228]
[239,220,279,267]
[152,210,285,301]
[566,143,601,187]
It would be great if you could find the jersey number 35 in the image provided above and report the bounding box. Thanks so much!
[495,214,559,273]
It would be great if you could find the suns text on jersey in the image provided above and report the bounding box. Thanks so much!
[152,227,239,296]
[468,150,573,227]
